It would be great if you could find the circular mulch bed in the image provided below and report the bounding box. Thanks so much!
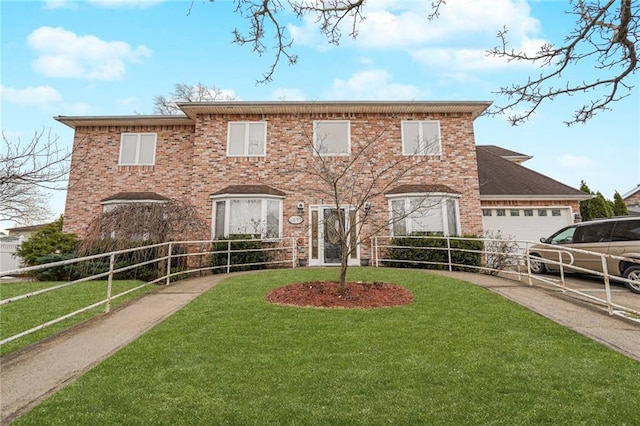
[266,281,413,309]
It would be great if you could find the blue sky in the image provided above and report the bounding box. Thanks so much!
[1,0,638,228]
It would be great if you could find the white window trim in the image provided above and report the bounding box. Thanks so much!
[210,193,284,239]
[226,121,268,157]
[401,120,442,156]
[386,192,461,236]
[313,120,351,156]
[119,133,157,166]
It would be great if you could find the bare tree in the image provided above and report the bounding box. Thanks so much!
[80,198,209,254]
[1,129,71,225]
[282,124,444,294]
[153,82,237,115]
[195,0,637,124]
[488,0,638,125]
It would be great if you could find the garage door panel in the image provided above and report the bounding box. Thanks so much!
[482,207,572,243]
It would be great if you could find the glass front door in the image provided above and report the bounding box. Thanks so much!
[323,208,344,264]
[309,206,359,266]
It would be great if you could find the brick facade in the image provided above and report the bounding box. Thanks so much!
[60,103,487,254]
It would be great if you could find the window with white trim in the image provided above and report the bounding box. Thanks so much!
[227,122,267,156]
[389,195,459,236]
[119,133,156,165]
[313,121,350,155]
[212,197,282,239]
[401,121,442,155]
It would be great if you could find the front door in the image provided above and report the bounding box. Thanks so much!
[309,206,358,266]
[323,208,345,264]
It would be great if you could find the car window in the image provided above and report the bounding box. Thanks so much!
[573,222,615,244]
[611,220,640,241]
[549,226,576,244]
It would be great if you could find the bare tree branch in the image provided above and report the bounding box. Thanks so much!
[153,82,237,115]
[487,0,638,125]
[1,129,71,225]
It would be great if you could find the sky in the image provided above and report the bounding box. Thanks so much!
[1,0,639,229]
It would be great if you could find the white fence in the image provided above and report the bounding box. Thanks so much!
[1,235,638,349]
[0,240,21,274]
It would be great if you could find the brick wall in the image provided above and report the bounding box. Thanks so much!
[64,112,484,239]
[63,125,194,236]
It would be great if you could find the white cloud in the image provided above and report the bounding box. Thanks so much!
[43,0,76,9]
[559,155,595,169]
[325,69,421,100]
[27,26,152,80]
[0,85,62,105]
[117,96,139,106]
[271,88,306,101]
[289,0,545,72]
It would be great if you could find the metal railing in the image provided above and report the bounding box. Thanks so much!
[0,237,297,347]
[2,234,638,348]
[373,235,640,322]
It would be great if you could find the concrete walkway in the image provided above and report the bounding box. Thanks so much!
[1,270,639,424]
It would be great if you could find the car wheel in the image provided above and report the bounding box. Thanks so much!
[623,265,640,294]
[529,254,547,274]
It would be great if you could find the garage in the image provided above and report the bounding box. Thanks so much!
[481,206,574,243]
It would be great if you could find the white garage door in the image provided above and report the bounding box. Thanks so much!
[482,207,573,244]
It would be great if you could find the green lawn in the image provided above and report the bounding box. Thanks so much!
[14,268,640,425]
[0,279,156,356]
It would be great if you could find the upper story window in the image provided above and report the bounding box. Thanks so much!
[313,120,350,156]
[401,121,441,155]
[119,133,156,165]
[228,122,267,156]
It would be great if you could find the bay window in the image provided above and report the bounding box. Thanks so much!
[213,197,282,239]
[389,195,460,236]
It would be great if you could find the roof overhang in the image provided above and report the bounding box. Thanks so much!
[54,115,195,129]
[480,195,592,201]
[178,101,492,120]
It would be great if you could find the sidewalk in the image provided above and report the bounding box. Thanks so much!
[2,271,639,424]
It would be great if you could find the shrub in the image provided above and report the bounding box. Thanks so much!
[386,234,483,272]
[16,216,78,267]
[211,234,272,273]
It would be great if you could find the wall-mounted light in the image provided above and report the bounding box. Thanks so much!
[364,201,372,213]
[297,201,305,215]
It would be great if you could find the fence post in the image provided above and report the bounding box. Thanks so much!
[226,240,231,274]
[166,242,172,286]
[105,253,115,313]
[601,256,614,315]
[446,236,453,272]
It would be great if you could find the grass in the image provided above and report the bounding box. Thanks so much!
[0,279,157,356]
[13,268,640,425]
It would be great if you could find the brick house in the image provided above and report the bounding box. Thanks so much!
[57,101,493,266]
[623,185,640,216]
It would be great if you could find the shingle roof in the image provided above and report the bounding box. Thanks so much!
[386,184,460,195]
[211,185,286,197]
[476,145,532,163]
[476,146,589,199]
[100,192,169,202]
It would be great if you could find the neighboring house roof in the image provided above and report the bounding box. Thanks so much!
[4,223,48,233]
[100,192,170,203]
[212,185,287,197]
[476,145,532,164]
[55,101,493,129]
[623,184,640,201]
[386,184,460,195]
[476,146,590,201]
